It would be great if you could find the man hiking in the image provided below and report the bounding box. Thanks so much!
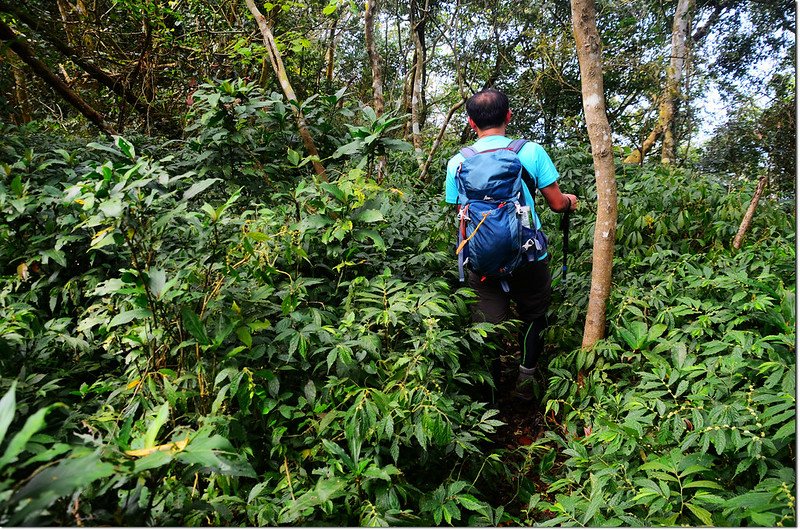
[444,88,578,403]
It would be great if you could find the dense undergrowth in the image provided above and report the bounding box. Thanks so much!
[0,82,795,526]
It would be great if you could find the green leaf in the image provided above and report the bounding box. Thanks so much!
[148,269,167,298]
[320,182,347,203]
[353,229,386,250]
[143,402,170,448]
[183,178,221,201]
[108,308,152,328]
[287,148,300,166]
[9,452,115,525]
[683,480,723,490]
[182,307,210,345]
[773,421,795,440]
[0,382,17,449]
[685,502,714,525]
[354,209,384,223]
[0,405,57,468]
[458,494,486,512]
[40,249,67,267]
[114,136,136,159]
[331,140,364,159]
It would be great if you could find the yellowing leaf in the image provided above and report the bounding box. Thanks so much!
[127,379,141,390]
[124,438,188,458]
[16,262,29,281]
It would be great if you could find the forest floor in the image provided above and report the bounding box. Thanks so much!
[484,350,560,523]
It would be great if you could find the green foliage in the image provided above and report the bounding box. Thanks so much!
[526,159,796,527]
[0,108,794,526]
[0,123,502,525]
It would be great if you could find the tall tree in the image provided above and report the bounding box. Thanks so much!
[244,0,327,181]
[624,0,693,164]
[409,0,428,167]
[570,0,618,349]
[364,0,388,180]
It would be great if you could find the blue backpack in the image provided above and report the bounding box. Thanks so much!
[455,139,548,289]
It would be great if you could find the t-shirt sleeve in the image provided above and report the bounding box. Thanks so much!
[519,142,559,190]
[444,156,462,204]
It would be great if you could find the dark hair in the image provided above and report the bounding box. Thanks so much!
[466,89,509,129]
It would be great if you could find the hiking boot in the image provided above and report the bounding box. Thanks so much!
[510,365,540,402]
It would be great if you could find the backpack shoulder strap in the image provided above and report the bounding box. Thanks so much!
[460,146,478,158]
[507,138,528,153]
[507,139,537,195]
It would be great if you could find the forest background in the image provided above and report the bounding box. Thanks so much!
[0,0,796,526]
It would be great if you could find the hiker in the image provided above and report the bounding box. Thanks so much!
[444,88,578,402]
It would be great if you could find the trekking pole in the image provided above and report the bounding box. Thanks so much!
[559,210,570,288]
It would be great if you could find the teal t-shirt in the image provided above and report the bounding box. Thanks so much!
[444,135,559,232]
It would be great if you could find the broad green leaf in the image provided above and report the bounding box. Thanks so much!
[109,308,152,328]
[683,480,723,490]
[320,182,347,202]
[182,307,210,345]
[9,452,115,525]
[331,140,364,159]
[148,269,167,298]
[0,405,57,468]
[0,382,17,449]
[685,502,714,525]
[183,178,220,201]
[143,402,170,449]
[354,209,384,223]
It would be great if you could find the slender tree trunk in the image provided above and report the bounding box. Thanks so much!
[0,19,114,135]
[7,50,32,123]
[570,0,618,349]
[324,15,338,85]
[364,0,384,116]
[623,0,692,165]
[56,0,76,47]
[364,0,387,181]
[660,0,693,164]
[244,0,327,181]
[418,96,466,182]
[732,174,768,250]
[409,0,428,166]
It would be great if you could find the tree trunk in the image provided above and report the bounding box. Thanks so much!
[364,0,385,116]
[364,0,387,181]
[732,174,768,250]
[570,0,618,349]
[324,15,338,85]
[244,0,327,181]
[409,0,428,166]
[0,2,153,119]
[660,0,693,164]
[418,96,466,182]
[56,0,76,47]
[623,0,693,165]
[0,19,115,135]
[6,50,32,123]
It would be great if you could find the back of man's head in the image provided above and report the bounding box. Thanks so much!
[466,89,509,130]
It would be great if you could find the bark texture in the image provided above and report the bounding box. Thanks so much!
[409,0,428,166]
[623,0,693,165]
[7,50,32,123]
[570,0,618,349]
[364,0,387,180]
[732,174,768,250]
[0,19,115,135]
[245,0,327,180]
[364,0,384,116]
